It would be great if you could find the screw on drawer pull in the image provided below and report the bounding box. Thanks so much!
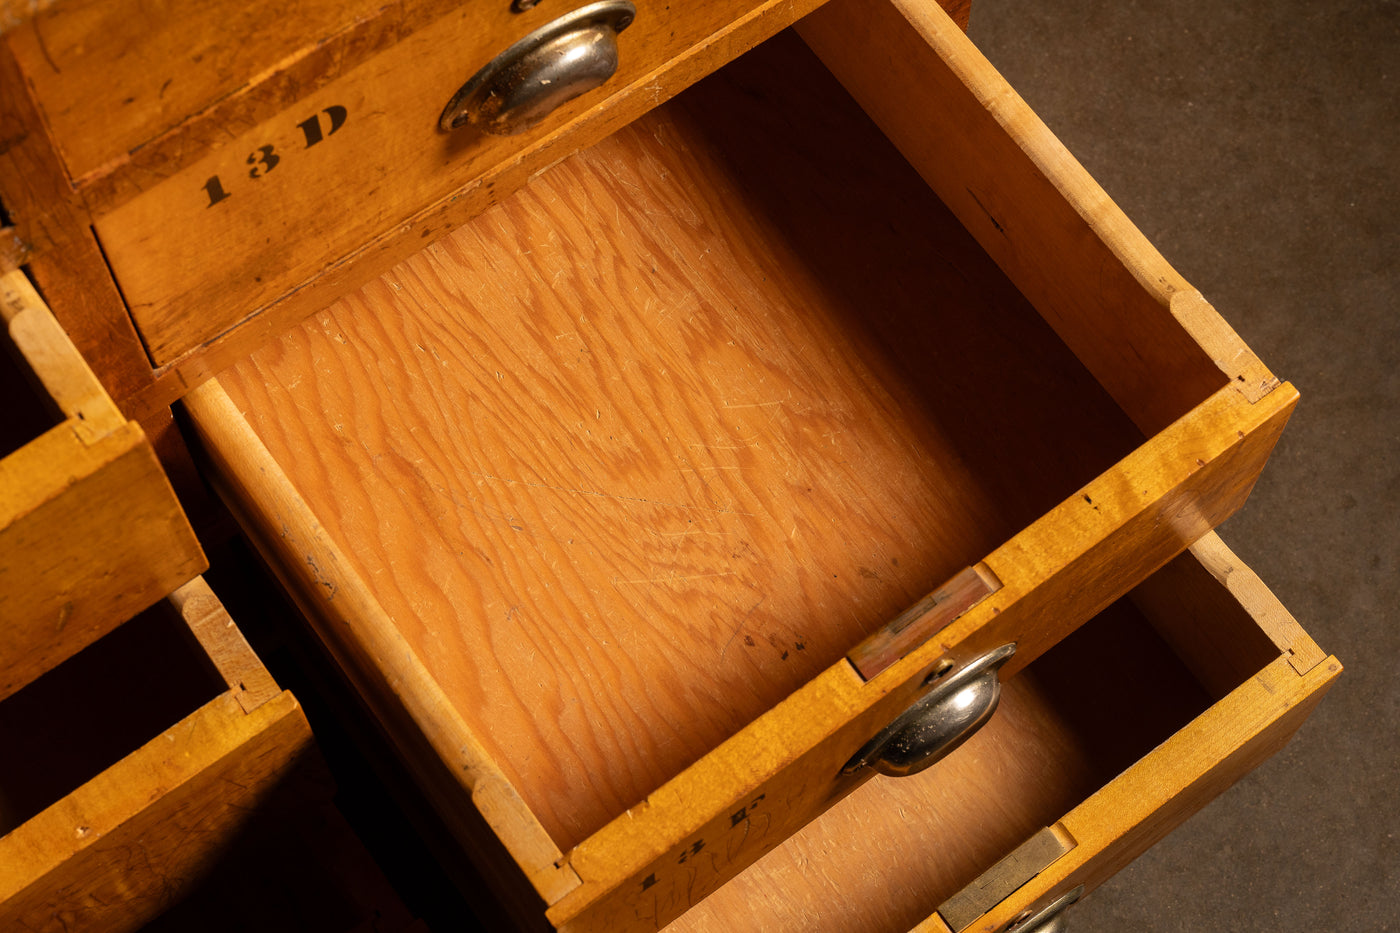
[843,643,1016,777]
[1003,886,1084,933]
[439,1,636,136]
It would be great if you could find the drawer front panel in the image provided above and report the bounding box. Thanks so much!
[547,384,1296,932]
[5,0,388,184]
[93,0,829,368]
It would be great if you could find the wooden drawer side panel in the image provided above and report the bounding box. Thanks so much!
[5,0,390,186]
[94,0,833,375]
[799,0,1277,437]
[180,378,581,906]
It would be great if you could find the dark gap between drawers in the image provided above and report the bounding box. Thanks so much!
[0,603,226,834]
[0,331,63,460]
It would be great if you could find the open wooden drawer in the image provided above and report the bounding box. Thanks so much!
[666,532,1340,933]
[0,576,314,933]
[180,0,1320,930]
[0,269,204,700]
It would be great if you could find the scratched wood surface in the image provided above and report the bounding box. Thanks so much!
[216,30,1144,851]
[799,0,1274,438]
[4,0,384,183]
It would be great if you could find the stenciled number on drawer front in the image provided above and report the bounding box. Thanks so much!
[636,793,767,893]
[201,106,348,208]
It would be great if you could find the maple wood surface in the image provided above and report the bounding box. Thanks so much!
[93,0,834,369]
[216,31,1151,851]
[5,0,388,183]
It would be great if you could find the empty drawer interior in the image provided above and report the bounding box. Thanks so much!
[0,330,61,461]
[213,28,1236,852]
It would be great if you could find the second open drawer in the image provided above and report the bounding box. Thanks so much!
[182,0,1315,929]
[663,532,1339,932]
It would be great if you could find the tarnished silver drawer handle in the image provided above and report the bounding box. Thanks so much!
[843,643,1015,778]
[1006,886,1083,933]
[439,1,636,136]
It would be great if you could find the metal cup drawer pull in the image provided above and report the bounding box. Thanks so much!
[1004,886,1084,933]
[439,1,636,136]
[843,643,1016,777]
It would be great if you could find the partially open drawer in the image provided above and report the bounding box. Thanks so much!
[0,269,205,700]
[0,577,314,933]
[665,533,1340,933]
[183,1,1305,929]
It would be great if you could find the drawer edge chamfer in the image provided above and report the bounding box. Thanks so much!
[960,652,1341,933]
[0,691,311,931]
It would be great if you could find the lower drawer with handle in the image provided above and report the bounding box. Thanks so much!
[0,269,204,701]
[664,532,1339,933]
[181,0,1309,929]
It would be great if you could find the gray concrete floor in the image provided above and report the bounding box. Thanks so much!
[968,1,1398,929]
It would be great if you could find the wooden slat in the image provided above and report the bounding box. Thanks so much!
[169,576,281,713]
[797,0,1279,437]
[0,691,312,933]
[0,43,154,410]
[2,269,123,436]
[968,653,1340,933]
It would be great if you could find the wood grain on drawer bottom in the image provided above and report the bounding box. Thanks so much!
[205,28,1150,856]
[184,2,1311,928]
